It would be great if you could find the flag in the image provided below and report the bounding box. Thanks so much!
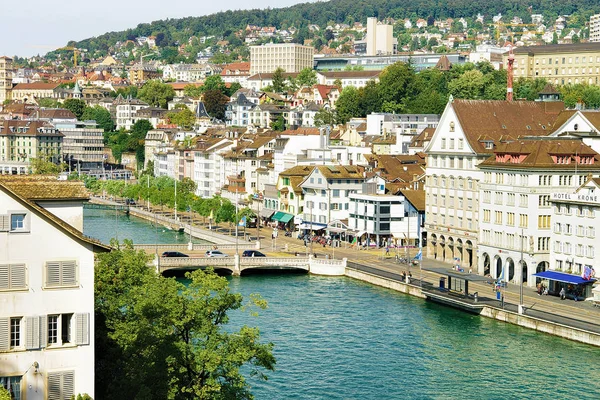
[582,265,592,280]
[413,250,422,260]
[238,216,247,227]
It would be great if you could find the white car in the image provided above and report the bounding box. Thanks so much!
[205,250,228,258]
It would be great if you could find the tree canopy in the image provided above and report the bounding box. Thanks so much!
[138,80,176,108]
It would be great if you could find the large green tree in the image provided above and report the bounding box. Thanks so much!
[271,67,286,93]
[201,75,227,93]
[81,105,115,133]
[335,86,360,124]
[95,241,275,400]
[63,98,87,119]
[168,107,196,129]
[203,89,229,121]
[138,80,176,108]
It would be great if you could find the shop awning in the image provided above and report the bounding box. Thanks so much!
[297,222,327,230]
[532,270,597,285]
[327,227,347,233]
[272,211,294,223]
[354,231,367,238]
[259,208,275,218]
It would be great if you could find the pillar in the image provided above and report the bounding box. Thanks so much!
[233,254,241,276]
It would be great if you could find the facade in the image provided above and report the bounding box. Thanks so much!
[128,63,161,85]
[220,62,251,85]
[365,17,396,56]
[11,83,61,102]
[300,165,365,227]
[192,139,234,198]
[249,43,314,74]
[424,99,564,272]
[225,94,256,127]
[113,97,149,130]
[508,43,600,85]
[0,120,63,166]
[591,14,600,43]
[276,166,313,216]
[477,139,600,287]
[162,63,211,82]
[0,56,13,104]
[0,176,109,399]
[60,122,105,170]
[550,178,600,276]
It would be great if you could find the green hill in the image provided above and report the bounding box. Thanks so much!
[69,0,599,58]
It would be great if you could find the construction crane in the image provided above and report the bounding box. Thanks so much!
[492,22,538,43]
[56,46,81,67]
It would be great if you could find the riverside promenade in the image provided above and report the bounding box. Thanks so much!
[89,196,600,345]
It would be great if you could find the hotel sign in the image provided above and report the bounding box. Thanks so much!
[551,192,600,205]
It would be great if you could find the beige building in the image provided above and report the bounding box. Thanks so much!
[508,43,600,85]
[0,56,13,104]
[128,63,161,85]
[11,83,61,102]
[0,120,63,167]
[250,43,314,74]
[365,17,395,56]
[591,14,600,43]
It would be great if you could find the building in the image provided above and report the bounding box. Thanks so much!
[423,99,564,272]
[300,165,365,229]
[128,63,161,85]
[550,178,600,280]
[249,43,314,74]
[364,17,396,56]
[590,14,600,43]
[220,62,251,85]
[314,53,467,72]
[477,139,600,287]
[276,165,314,217]
[0,56,13,104]
[318,71,380,89]
[508,43,600,85]
[0,120,63,169]
[0,176,110,399]
[162,63,212,82]
[113,96,149,130]
[11,83,61,102]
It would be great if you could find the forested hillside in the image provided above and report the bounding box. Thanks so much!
[71,0,599,56]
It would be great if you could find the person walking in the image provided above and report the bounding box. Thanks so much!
[385,245,390,257]
[559,287,566,300]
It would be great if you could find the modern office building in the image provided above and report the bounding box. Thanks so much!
[249,43,314,74]
[590,14,600,43]
[0,56,13,104]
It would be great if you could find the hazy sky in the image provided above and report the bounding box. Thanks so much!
[1,0,319,57]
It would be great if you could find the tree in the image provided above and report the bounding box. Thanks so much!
[270,115,286,131]
[227,82,242,97]
[335,86,360,124]
[138,80,175,108]
[63,98,87,119]
[552,32,559,44]
[81,105,115,133]
[201,75,227,94]
[296,68,318,88]
[168,107,196,129]
[0,386,11,400]
[448,69,486,99]
[314,107,337,127]
[377,62,415,110]
[37,98,61,108]
[183,84,203,97]
[30,158,62,174]
[203,89,229,121]
[95,241,275,399]
[271,67,286,93]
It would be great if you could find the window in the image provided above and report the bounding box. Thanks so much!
[332,189,340,197]
[519,214,528,228]
[458,138,464,149]
[495,211,502,224]
[483,209,491,223]
[441,138,446,149]
[44,260,77,288]
[47,371,75,400]
[538,215,550,229]
[0,264,27,291]
[507,212,515,226]
[48,315,59,345]
[10,317,21,349]
[0,376,21,400]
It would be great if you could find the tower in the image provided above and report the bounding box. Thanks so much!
[0,56,13,104]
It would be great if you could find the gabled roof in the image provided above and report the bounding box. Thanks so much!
[13,82,60,91]
[451,99,563,155]
[39,108,76,120]
[435,55,452,71]
[410,127,435,148]
[196,102,210,118]
[397,189,426,212]
[0,176,110,251]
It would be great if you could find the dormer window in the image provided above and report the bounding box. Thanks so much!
[574,124,579,131]
[484,141,494,149]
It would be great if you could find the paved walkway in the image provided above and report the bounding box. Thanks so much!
[96,197,600,333]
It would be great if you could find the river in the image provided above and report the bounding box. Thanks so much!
[84,208,600,399]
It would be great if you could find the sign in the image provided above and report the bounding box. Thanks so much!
[551,192,600,205]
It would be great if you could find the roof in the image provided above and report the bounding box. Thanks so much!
[247,72,300,81]
[13,82,60,91]
[0,176,90,200]
[0,177,110,251]
[0,120,64,137]
[410,127,435,148]
[532,270,596,285]
[39,108,76,120]
[435,55,452,71]
[397,189,426,212]
[451,99,563,155]
[315,165,365,180]
[513,42,600,55]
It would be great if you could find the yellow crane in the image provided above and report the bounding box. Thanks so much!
[492,22,538,43]
[56,46,81,67]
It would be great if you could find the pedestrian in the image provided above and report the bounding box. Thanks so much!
[385,245,390,256]
[559,287,566,300]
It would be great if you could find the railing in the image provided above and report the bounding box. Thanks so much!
[311,258,345,266]
[134,243,241,251]
[159,257,234,267]
[240,257,309,267]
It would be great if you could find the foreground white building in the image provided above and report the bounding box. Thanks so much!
[0,177,109,399]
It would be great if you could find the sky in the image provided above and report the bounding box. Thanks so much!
[1,0,320,57]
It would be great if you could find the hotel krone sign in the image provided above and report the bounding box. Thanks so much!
[551,192,600,205]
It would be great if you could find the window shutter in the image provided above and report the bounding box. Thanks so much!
[61,261,77,286]
[25,316,40,350]
[0,215,9,232]
[47,372,61,400]
[75,313,89,346]
[0,265,8,290]
[46,262,61,287]
[0,318,9,351]
[39,315,47,348]
[10,264,26,289]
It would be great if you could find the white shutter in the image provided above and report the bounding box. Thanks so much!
[0,215,9,231]
[62,371,74,400]
[0,265,8,290]
[0,318,9,351]
[47,372,61,400]
[46,261,61,287]
[39,315,47,348]
[10,264,26,289]
[75,313,89,346]
[61,261,77,286]
[25,316,40,350]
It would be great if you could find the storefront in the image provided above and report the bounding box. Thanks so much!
[532,270,596,300]
[271,211,294,229]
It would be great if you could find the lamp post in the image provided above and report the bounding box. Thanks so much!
[518,228,525,314]
[310,200,314,256]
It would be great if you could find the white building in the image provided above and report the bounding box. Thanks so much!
[0,177,109,399]
[249,43,314,74]
[550,178,600,276]
[113,97,149,131]
[477,139,600,287]
[424,98,565,272]
[193,138,234,198]
[590,14,600,43]
[300,165,365,228]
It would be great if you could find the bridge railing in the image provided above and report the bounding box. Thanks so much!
[158,257,234,267]
[311,258,345,266]
[134,243,240,252]
[240,257,309,266]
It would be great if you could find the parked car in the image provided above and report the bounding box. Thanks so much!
[161,251,189,258]
[205,250,228,257]
[242,250,266,257]
[125,198,137,205]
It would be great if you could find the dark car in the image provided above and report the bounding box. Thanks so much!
[242,250,266,257]
[161,251,189,258]
[125,198,137,205]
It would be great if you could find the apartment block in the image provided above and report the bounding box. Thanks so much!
[249,43,314,74]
